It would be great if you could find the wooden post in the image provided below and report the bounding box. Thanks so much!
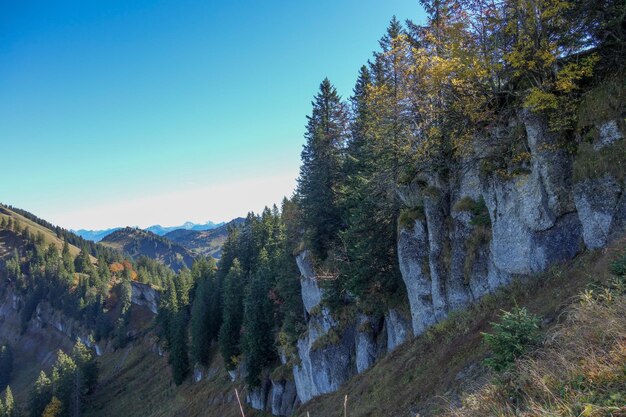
[235,388,246,417]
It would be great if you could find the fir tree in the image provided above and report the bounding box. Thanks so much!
[0,345,13,391]
[297,78,349,259]
[29,371,52,417]
[218,259,244,370]
[242,250,276,386]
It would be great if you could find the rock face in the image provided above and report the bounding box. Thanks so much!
[131,282,160,314]
[396,113,624,341]
[291,254,357,403]
[257,114,625,415]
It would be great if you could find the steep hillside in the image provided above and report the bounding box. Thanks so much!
[82,235,625,417]
[0,206,85,259]
[165,217,245,258]
[100,227,195,272]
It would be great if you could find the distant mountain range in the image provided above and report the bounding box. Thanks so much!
[165,217,245,259]
[74,220,225,242]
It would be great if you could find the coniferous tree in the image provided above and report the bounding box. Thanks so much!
[29,371,52,417]
[242,250,276,386]
[51,350,77,417]
[168,310,190,385]
[218,259,244,370]
[189,258,218,366]
[71,341,98,394]
[4,386,15,417]
[0,345,13,391]
[297,78,349,259]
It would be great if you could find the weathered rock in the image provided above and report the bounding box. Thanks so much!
[595,120,624,150]
[193,364,204,382]
[483,174,582,276]
[385,309,412,351]
[574,175,623,248]
[293,312,356,403]
[424,193,449,320]
[131,282,160,314]
[270,378,300,416]
[247,378,271,411]
[397,219,437,336]
[296,250,323,315]
[354,314,381,373]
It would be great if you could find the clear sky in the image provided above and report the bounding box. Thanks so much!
[0,0,424,230]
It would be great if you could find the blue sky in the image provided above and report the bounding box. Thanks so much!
[0,0,424,229]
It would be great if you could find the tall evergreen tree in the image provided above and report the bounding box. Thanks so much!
[297,78,349,259]
[242,250,276,386]
[29,371,53,417]
[218,259,244,370]
[0,345,13,391]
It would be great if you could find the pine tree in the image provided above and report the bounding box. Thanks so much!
[297,78,349,259]
[4,386,15,417]
[242,250,276,386]
[71,341,98,394]
[168,310,190,385]
[0,345,13,391]
[29,371,52,417]
[52,350,78,417]
[218,259,244,370]
[189,259,218,366]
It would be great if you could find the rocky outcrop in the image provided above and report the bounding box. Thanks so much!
[270,378,299,416]
[397,111,593,339]
[273,113,625,414]
[385,309,412,351]
[131,281,160,314]
[573,121,626,248]
[290,252,358,403]
[354,314,385,373]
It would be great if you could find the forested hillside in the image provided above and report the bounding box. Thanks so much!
[100,228,195,272]
[164,218,245,259]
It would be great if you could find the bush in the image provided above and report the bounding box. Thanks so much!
[398,206,425,230]
[610,252,626,277]
[482,307,541,371]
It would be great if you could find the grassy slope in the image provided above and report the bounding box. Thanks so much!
[83,236,625,417]
[0,207,84,258]
[85,335,268,417]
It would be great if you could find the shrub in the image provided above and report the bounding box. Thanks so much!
[610,252,626,277]
[398,206,425,230]
[482,307,542,371]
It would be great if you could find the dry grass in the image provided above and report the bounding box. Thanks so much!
[443,287,626,417]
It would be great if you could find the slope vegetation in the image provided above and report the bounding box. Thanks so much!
[81,236,625,417]
[100,228,195,272]
[0,206,84,258]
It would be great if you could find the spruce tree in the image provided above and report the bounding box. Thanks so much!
[242,250,276,386]
[0,345,13,391]
[168,310,190,385]
[52,350,78,417]
[29,371,52,417]
[218,259,244,370]
[297,78,348,259]
[4,386,15,417]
